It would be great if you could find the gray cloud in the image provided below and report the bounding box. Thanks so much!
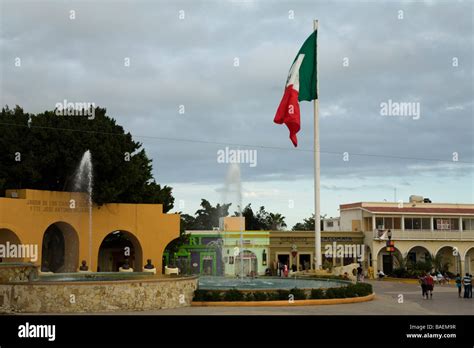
[1,0,472,197]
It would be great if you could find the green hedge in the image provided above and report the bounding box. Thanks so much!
[193,283,373,302]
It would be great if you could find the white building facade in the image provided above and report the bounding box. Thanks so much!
[339,197,474,275]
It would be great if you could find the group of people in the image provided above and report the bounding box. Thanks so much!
[276,261,289,277]
[455,273,472,298]
[419,273,435,299]
[419,272,472,300]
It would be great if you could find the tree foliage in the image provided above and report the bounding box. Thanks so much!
[236,204,287,230]
[192,199,232,230]
[292,213,326,231]
[0,105,174,212]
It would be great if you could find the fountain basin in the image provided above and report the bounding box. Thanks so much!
[198,276,350,291]
[0,264,198,313]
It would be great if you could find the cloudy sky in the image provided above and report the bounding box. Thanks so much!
[1,0,473,228]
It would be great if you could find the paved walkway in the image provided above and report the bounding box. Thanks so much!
[148,280,473,315]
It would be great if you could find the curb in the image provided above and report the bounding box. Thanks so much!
[191,293,375,307]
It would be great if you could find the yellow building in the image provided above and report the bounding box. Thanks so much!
[0,189,179,274]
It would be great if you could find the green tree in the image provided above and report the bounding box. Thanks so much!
[0,105,174,211]
[266,213,287,230]
[292,214,326,231]
[237,204,286,230]
[193,199,231,230]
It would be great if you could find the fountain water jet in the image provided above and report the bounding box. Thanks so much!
[73,150,93,269]
[222,163,245,280]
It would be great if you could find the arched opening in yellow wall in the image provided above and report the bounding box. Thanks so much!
[435,246,460,274]
[0,228,23,262]
[97,231,143,272]
[41,222,79,273]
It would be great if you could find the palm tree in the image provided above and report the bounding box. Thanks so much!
[433,253,450,273]
[267,213,287,230]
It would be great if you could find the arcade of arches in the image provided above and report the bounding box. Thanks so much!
[372,240,474,275]
[0,189,179,274]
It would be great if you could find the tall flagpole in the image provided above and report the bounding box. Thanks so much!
[313,19,322,269]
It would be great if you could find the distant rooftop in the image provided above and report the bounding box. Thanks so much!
[340,201,474,215]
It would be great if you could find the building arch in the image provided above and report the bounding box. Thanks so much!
[0,228,23,262]
[434,244,460,258]
[234,250,258,277]
[41,221,79,272]
[375,245,403,275]
[163,237,192,275]
[406,245,432,265]
[434,245,461,274]
[97,230,143,272]
[463,247,474,274]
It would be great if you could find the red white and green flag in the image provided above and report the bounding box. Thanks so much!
[274,30,318,147]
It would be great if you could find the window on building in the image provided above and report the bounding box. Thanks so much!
[412,218,420,229]
[433,218,460,231]
[463,219,474,230]
[384,217,393,229]
[326,221,334,228]
[450,218,459,230]
[421,218,431,230]
[394,217,401,229]
[434,218,451,230]
[376,217,384,229]
[404,218,413,230]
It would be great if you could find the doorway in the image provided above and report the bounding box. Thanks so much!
[299,254,311,271]
[382,255,393,274]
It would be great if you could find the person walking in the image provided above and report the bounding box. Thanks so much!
[470,274,473,298]
[425,273,434,299]
[463,273,472,298]
[357,264,364,282]
[455,273,462,298]
[419,274,428,299]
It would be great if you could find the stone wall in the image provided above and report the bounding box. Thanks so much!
[0,276,198,313]
[0,263,38,283]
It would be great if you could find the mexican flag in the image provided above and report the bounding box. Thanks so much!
[274,31,318,147]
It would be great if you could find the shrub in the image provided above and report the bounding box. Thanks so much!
[193,283,373,302]
[310,288,325,299]
[266,291,280,301]
[252,292,268,301]
[193,289,222,301]
[207,291,223,301]
[193,289,209,301]
[245,292,255,301]
[323,283,373,299]
[289,287,307,300]
[223,289,244,301]
[391,267,409,278]
[276,289,290,300]
[325,287,347,299]
[344,283,373,297]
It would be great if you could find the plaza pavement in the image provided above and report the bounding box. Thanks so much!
[150,280,474,315]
